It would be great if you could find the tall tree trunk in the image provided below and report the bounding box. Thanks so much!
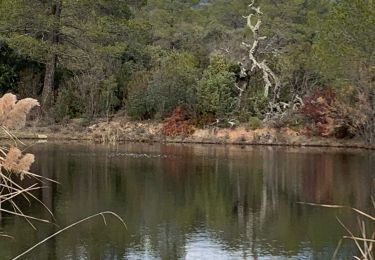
[41,0,62,108]
[42,54,57,108]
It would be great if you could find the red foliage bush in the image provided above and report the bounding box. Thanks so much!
[301,89,335,136]
[161,106,194,137]
[301,88,356,138]
[301,89,335,122]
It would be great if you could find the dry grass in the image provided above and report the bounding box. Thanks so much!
[298,200,374,259]
[0,93,126,259]
[0,93,55,228]
[0,93,40,130]
[12,211,126,260]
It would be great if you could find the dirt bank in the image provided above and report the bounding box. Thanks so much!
[1,118,373,150]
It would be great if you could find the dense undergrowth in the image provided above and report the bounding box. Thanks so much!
[0,0,373,144]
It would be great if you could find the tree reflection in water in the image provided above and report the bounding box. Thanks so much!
[0,143,373,259]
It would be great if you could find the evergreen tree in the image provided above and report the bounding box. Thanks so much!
[0,0,130,107]
[196,53,236,118]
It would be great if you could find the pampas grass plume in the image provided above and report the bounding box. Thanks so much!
[16,154,35,180]
[0,94,39,129]
[2,147,22,172]
[0,93,17,123]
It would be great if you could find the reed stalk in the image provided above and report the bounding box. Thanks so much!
[0,93,126,260]
[298,200,374,259]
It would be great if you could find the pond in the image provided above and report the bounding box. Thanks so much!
[0,143,374,259]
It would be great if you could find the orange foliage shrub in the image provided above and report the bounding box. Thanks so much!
[161,106,194,137]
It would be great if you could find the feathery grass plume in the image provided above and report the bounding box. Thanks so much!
[3,97,40,129]
[15,153,35,180]
[0,93,17,124]
[0,93,52,233]
[1,147,35,180]
[2,147,22,172]
[0,93,125,253]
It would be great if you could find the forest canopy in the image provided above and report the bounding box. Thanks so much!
[0,0,374,142]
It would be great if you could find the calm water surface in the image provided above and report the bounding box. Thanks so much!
[0,143,374,259]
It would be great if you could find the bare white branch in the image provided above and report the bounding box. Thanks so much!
[242,1,281,99]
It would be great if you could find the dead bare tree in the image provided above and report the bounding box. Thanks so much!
[235,1,306,120]
[241,0,281,100]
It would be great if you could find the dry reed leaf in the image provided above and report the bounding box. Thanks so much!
[3,98,39,129]
[0,93,17,124]
[299,201,375,259]
[12,211,127,260]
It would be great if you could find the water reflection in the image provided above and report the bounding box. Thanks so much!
[0,143,373,259]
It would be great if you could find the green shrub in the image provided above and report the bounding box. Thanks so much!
[99,75,121,117]
[196,53,236,118]
[126,51,199,119]
[126,71,153,119]
[52,85,84,121]
[248,117,262,130]
[0,64,17,93]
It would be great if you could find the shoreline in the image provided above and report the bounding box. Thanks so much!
[2,119,373,150]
